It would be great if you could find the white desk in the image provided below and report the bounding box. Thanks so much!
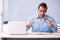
[0,33,60,38]
[1,23,60,38]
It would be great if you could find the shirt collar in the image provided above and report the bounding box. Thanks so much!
[36,14,47,20]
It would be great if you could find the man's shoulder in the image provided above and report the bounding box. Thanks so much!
[27,15,37,21]
[28,15,37,19]
[46,15,55,21]
[46,15,54,19]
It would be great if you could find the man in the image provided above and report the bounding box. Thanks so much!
[26,2,58,33]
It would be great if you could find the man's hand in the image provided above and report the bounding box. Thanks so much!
[26,21,35,27]
[46,20,54,28]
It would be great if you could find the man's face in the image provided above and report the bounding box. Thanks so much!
[38,6,47,17]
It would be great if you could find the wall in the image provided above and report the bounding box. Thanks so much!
[3,0,8,22]
[0,0,2,33]
[0,0,2,40]
[3,0,60,24]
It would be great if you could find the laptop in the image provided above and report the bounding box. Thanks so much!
[8,21,26,35]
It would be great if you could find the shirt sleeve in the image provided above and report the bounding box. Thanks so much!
[26,16,34,31]
[51,19,58,32]
[47,15,58,32]
[48,17,58,32]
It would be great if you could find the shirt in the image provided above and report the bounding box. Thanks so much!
[26,14,58,33]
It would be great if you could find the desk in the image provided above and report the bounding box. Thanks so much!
[1,23,60,40]
[0,33,60,40]
[0,33,60,38]
[2,24,60,38]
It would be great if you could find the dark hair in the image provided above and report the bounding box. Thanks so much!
[38,2,47,10]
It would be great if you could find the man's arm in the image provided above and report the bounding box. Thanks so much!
[46,20,54,28]
[26,21,33,27]
[46,19,58,32]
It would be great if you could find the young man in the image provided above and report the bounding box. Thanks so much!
[26,2,58,33]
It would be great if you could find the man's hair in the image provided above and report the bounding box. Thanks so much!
[38,2,47,10]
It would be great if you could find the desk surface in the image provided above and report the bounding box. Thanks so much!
[0,33,60,38]
[1,24,60,38]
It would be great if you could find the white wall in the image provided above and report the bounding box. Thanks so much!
[0,0,2,40]
[0,0,2,33]
[3,0,8,22]
[3,0,60,24]
[8,0,37,21]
